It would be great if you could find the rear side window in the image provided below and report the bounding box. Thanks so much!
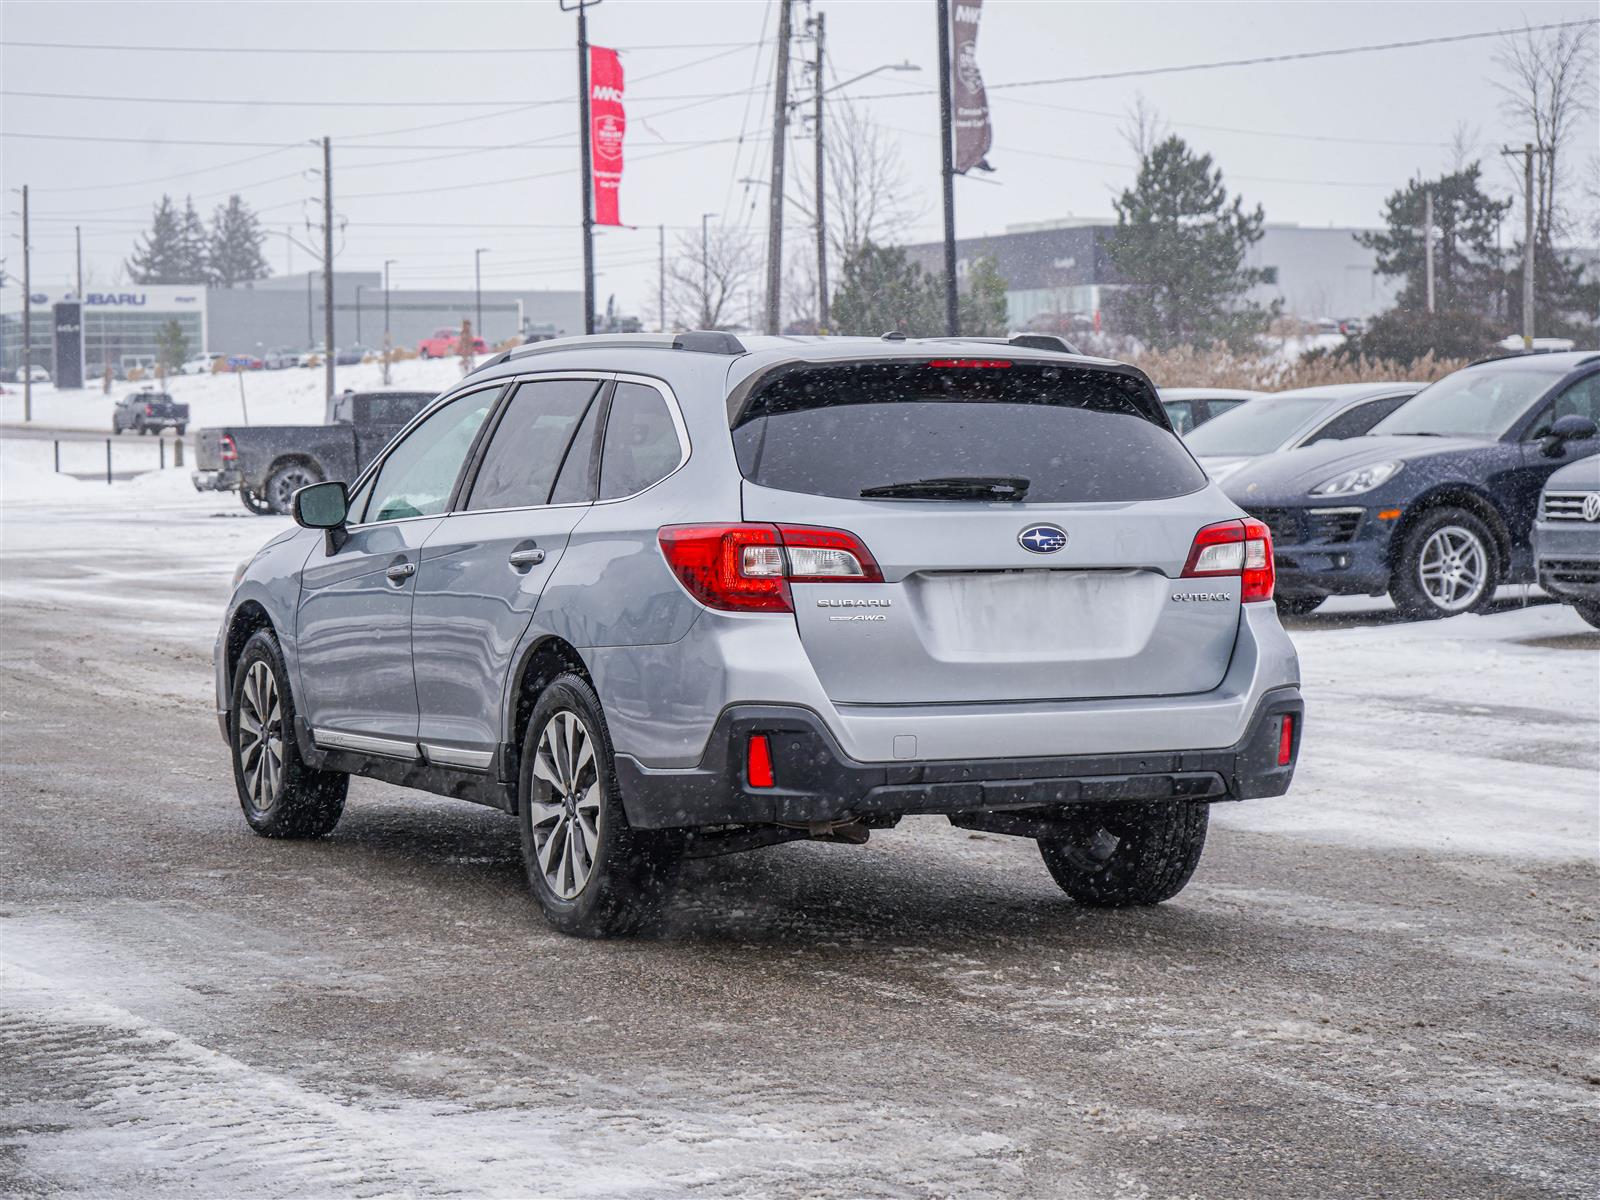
[1163,399,1196,434]
[733,362,1203,503]
[598,382,683,499]
[466,379,601,511]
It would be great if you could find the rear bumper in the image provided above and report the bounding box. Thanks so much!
[613,688,1304,830]
[192,468,241,492]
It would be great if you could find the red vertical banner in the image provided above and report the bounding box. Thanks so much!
[589,46,625,226]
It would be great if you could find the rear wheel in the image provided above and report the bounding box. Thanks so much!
[1038,801,1209,907]
[518,674,682,937]
[1391,507,1498,620]
[240,486,274,515]
[264,461,321,515]
[230,629,347,838]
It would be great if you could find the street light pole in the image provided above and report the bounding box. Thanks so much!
[700,212,717,328]
[812,12,828,332]
[21,184,31,422]
[764,0,793,335]
[474,247,489,340]
[321,135,335,406]
[383,258,396,385]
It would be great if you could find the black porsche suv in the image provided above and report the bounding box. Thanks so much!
[1220,351,1600,618]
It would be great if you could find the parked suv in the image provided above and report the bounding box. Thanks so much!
[1534,456,1600,628]
[215,334,1303,935]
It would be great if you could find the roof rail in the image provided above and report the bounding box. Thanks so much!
[464,330,749,377]
[1006,332,1082,356]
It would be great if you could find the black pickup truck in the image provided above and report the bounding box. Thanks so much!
[192,389,436,514]
[112,390,190,436]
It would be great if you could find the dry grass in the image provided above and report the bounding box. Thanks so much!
[1101,344,1467,391]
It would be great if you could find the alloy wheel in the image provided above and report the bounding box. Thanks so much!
[237,661,284,812]
[1417,525,1488,613]
[528,710,603,900]
[268,467,317,512]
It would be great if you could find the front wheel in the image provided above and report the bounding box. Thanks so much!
[518,674,682,937]
[230,629,347,838]
[1038,801,1209,907]
[1572,602,1600,631]
[1390,507,1499,620]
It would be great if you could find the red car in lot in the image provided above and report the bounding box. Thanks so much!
[417,327,488,358]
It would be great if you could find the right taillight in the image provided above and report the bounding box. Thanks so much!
[219,433,238,462]
[1182,518,1274,603]
[658,523,882,613]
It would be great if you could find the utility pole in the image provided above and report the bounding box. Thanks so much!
[383,258,396,386]
[1423,189,1435,314]
[657,224,666,332]
[474,247,489,339]
[322,135,335,405]
[812,10,828,332]
[1500,142,1539,349]
[700,212,717,328]
[21,184,31,422]
[355,285,364,344]
[564,0,602,335]
[306,271,314,346]
[764,0,793,335]
[935,0,959,336]
[285,224,293,275]
[75,224,82,299]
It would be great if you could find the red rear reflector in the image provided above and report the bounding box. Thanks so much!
[1277,714,1295,766]
[747,734,775,788]
[926,358,1011,369]
[1181,518,1274,603]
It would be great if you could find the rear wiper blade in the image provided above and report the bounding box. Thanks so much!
[859,475,1030,500]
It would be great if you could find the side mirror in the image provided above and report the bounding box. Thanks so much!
[1543,413,1598,457]
[292,480,348,529]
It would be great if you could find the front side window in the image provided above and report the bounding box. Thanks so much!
[361,388,497,523]
[1526,374,1600,439]
[466,379,601,511]
[598,382,684,499]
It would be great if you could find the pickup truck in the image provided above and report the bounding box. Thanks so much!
[191,389,436,515]
[112,390,190,435]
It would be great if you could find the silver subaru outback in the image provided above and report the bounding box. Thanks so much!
[214,333,1303,936]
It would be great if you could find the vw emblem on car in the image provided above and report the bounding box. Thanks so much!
[1018,524,1068,554]
[1583,493,1600,523]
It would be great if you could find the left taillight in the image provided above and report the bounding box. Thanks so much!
[658,523,882,613]
[1181,518,1274,603]
[219,433,238,462]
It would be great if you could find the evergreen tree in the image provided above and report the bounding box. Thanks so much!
[1356,165,1510,320]
[830,242,942,336]
[155,319,190,374]
[959,255,1010,336]
[1104,136,1273,350]
[207,195,272,288]
[177,196,209,283]
[125,196,186,284]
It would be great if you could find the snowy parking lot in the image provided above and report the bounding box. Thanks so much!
[2,438,1597,1198]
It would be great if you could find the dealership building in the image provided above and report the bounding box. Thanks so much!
[2,273,583,381]
[903,219,1401,329]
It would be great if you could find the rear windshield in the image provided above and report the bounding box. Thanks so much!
[732,361,1204,503]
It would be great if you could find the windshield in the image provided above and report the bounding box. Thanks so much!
[1371,367,1557,437]
[1185,396,1330,457]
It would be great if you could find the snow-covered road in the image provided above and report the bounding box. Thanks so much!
[2,465,1596,1198]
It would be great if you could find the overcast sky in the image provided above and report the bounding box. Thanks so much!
[3,0,1595,326]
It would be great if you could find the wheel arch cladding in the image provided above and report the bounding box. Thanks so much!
[226,601,276,692]
[1388,485,1511,572]
[510,637,593,761]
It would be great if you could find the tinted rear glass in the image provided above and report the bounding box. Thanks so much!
[733,362,1203,503]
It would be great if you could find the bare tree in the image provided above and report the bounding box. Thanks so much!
[664,224,760,330]
[1495,22,1598,244]
[785,100,924,268]
[1120,92,1169,161]
[1448,122,1480,173]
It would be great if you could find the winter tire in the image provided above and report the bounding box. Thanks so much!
[176,424,187,436]
[518,673,683,937]
[230,628,347,838]
[1038,801,1209,907]
[136,420,149,435]
[112,419,123,435]
[1572,602,1600,631]
[1391,506,1498,620]
[264,461,322,515]
[1274,594,1323,617]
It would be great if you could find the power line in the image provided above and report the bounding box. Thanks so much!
[27,146,305,194]
[1,84,766,110]
[0,39,761,56]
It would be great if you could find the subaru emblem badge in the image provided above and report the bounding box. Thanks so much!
[1018,524,1068,554]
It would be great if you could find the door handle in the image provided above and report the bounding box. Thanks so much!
[385,561,417,583]
[508,547,546,569]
